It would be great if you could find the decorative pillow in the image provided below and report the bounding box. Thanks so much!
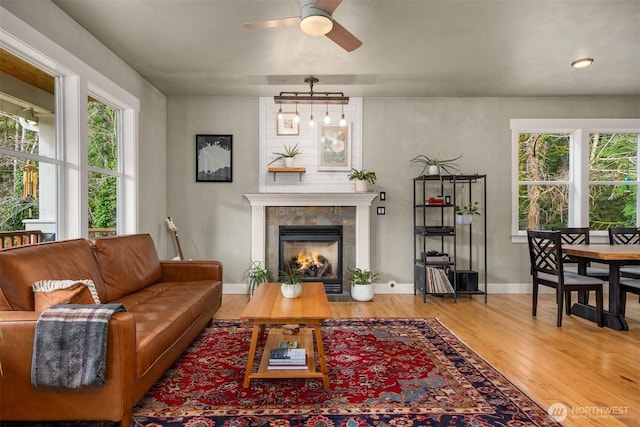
[32,279,101,312]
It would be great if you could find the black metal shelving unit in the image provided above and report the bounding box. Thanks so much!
[413,174,487,303]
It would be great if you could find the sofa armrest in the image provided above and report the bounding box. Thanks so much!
[0,310,138,422]
[160,260,222,282]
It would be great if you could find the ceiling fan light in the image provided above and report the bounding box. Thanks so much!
[300,14,333,36]
[571,58,594,69]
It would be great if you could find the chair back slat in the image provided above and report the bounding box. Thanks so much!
[608,227,640,245]
[553,227,589,262]
[527,230,563,278]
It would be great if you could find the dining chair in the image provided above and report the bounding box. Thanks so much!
[618,278,640,316]
[527,230,604,327]
[608,227,640,304]
[553,227,609,280]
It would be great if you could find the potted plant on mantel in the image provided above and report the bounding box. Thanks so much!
[242,260,272,297]
[455,201,480,225]
[348,267,380,302]
[348,168,377,193]
[278,264,304,298]
[268,143,301,168]
[410,154,462,178]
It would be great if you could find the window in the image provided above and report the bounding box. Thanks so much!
[1,9,140,240]
[512,119,640,241]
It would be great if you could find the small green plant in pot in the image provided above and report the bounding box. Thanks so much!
[242,260,272,297]
[348,267,380,302]
[410,154,462,178]
[348,169,377,192]
[455,201,480,225]
[278,264,304,298]
[268,143,301,167]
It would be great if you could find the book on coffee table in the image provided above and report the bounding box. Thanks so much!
[269,348,306,364]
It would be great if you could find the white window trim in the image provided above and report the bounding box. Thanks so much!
[0,6,140,239]
[511,118,640,244]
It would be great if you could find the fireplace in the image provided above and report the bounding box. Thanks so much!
[279,225,343,294]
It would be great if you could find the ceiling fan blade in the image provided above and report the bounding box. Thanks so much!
[243,16,300,30]
[313,0,343,15]
[325,20,362,52]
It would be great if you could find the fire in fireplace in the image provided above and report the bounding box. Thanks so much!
[279,225,343,294]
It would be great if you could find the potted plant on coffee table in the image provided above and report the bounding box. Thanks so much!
[278,264,304,298]
[268,143,301,168]
[348,168,377,193]
[348,267,380,302]
[242,260,272,297]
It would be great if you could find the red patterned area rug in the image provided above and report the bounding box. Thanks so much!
[132,318,560,427]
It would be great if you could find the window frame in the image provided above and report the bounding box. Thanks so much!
[511,119,640,243]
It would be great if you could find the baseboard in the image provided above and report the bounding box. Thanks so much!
[222,282,548,295]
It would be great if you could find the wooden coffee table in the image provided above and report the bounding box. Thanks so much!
[239,282,332,387]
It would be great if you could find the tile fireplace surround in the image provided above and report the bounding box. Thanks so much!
[244,193,378,274]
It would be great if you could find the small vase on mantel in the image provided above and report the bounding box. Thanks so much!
[354,179,368,193]
[281,282,302,298]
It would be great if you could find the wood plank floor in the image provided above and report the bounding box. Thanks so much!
[215,293,640,427]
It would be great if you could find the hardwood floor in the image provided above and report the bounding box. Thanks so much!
[215,293,640,427]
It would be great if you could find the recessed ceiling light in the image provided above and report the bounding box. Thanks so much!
[571,58,594,69]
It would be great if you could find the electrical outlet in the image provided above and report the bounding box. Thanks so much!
[377,206,385,215]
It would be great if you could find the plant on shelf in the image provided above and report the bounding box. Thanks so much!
[347,267,380,301]
[348,168,377,192]
[278,264,304,298]
[347,169,377,184]
[410,154,462,177]
[455,201,480,216]
[455,201,480,225]
[242,260,272,297]
[268,143,301,167]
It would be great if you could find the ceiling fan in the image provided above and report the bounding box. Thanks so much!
[243,0,362,52]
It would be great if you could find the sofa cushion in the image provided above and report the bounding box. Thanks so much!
[0,239,107,311]
[32,279,100,311]
[91,234,163,301]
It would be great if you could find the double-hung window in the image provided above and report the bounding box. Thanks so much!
[512,119,640,242]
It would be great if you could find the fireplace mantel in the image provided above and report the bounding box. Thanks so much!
[244,193,377,269]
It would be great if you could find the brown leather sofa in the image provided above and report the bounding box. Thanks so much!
[0,233,223,426]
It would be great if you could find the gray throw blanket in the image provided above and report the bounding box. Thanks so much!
[31,303,126,388]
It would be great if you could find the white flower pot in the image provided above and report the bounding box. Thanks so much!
[281,282,302,298]
[456,214,473,225]
[284,157,294,168]
[354,179,368,193]
[351,283,374,301]
[428,165,440,175]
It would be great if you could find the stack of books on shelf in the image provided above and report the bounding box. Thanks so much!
[268,346,307,370]
[425,266,455,294]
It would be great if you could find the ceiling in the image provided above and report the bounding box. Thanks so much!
[50,0,640,98]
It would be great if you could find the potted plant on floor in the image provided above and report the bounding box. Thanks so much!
[242,260,272,297]
[455,201,480,225]
[410,154,462,178]
[348,267,380,301]
[268,143,301,168]
[279,264,304,298]
[348,168,377,193]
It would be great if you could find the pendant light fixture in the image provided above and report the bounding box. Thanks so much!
[309,103,315,127]
[339,103,347,126]
[293,103,300,124]
[324,103,331,124]
[274,77,349,127]
[277,103,283,120]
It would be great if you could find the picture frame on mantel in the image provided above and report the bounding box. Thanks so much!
[277,112,299,136]
[318,124,351,171]
[195,134,232,182]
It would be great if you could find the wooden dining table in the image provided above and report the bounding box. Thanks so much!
[563,244,640,330]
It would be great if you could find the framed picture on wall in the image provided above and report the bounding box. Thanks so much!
[277,112,299,136]
[195,134,232,182]
[318,124,351,171]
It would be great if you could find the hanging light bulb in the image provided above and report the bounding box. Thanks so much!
[339,104,347,126]
[277,103,283,120]
[309,104,315,127]
[293,104,300,124]
[323,103,331,124]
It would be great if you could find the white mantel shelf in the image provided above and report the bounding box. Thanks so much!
[244,192,378,269]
